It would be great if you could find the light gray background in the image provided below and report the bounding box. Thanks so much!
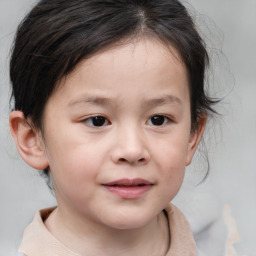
[0,0,255,255]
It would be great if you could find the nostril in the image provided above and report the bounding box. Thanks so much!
[118,157,146,163]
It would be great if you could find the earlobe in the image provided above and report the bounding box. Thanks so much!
[186,116,207,166]
[9,111,49,170]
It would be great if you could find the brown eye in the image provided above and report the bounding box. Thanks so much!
[84,116,110,127]
[148,115,169,126]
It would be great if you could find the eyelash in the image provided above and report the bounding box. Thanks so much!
[147,115,172,126]
[82,114,172,128]
[82,115,111,127]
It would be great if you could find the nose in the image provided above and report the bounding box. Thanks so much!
[111,126,150,165]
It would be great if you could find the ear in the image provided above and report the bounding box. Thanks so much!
[9,111,49,170]
[186,116,207,166]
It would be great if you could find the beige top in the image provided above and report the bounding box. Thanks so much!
[19,204,196,256]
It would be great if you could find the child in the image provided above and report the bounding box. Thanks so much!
[9,0,217,255]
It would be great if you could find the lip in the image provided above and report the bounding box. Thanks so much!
[103,178,153,199]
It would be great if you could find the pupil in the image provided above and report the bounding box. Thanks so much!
[151,115,164,126]
[92,116,105,126]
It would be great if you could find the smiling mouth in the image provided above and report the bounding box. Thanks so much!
[103,178,153,199]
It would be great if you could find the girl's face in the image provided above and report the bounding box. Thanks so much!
[40,39,203,230]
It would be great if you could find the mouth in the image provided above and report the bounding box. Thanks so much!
[102,178,153,199]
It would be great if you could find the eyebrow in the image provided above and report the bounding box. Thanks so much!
[68,96,112,107]
[141,95,183,108]
[68,94,182,108]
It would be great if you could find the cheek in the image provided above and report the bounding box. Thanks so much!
[49,145,99,179]
[49,154,97,208]
[45,141,104,201]
[154,136,190,171]
[44,123,105,175]
[158,152,186,202]
[153,136,189,191]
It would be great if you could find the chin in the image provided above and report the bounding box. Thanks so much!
[103,211,156,231]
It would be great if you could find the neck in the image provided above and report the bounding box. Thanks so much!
[45,207,170,256]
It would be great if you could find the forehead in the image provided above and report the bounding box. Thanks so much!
[49,38,189,109]
[69,38,185,81]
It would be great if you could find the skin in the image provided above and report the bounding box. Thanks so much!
[10,39,205,255]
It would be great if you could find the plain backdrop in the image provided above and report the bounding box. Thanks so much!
[0,0,255,255]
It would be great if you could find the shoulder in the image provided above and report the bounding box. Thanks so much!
[18,207,57,256]
[164,203,197,256]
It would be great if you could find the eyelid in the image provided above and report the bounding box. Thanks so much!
[146,114,173,126]
[81,115,111,127]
